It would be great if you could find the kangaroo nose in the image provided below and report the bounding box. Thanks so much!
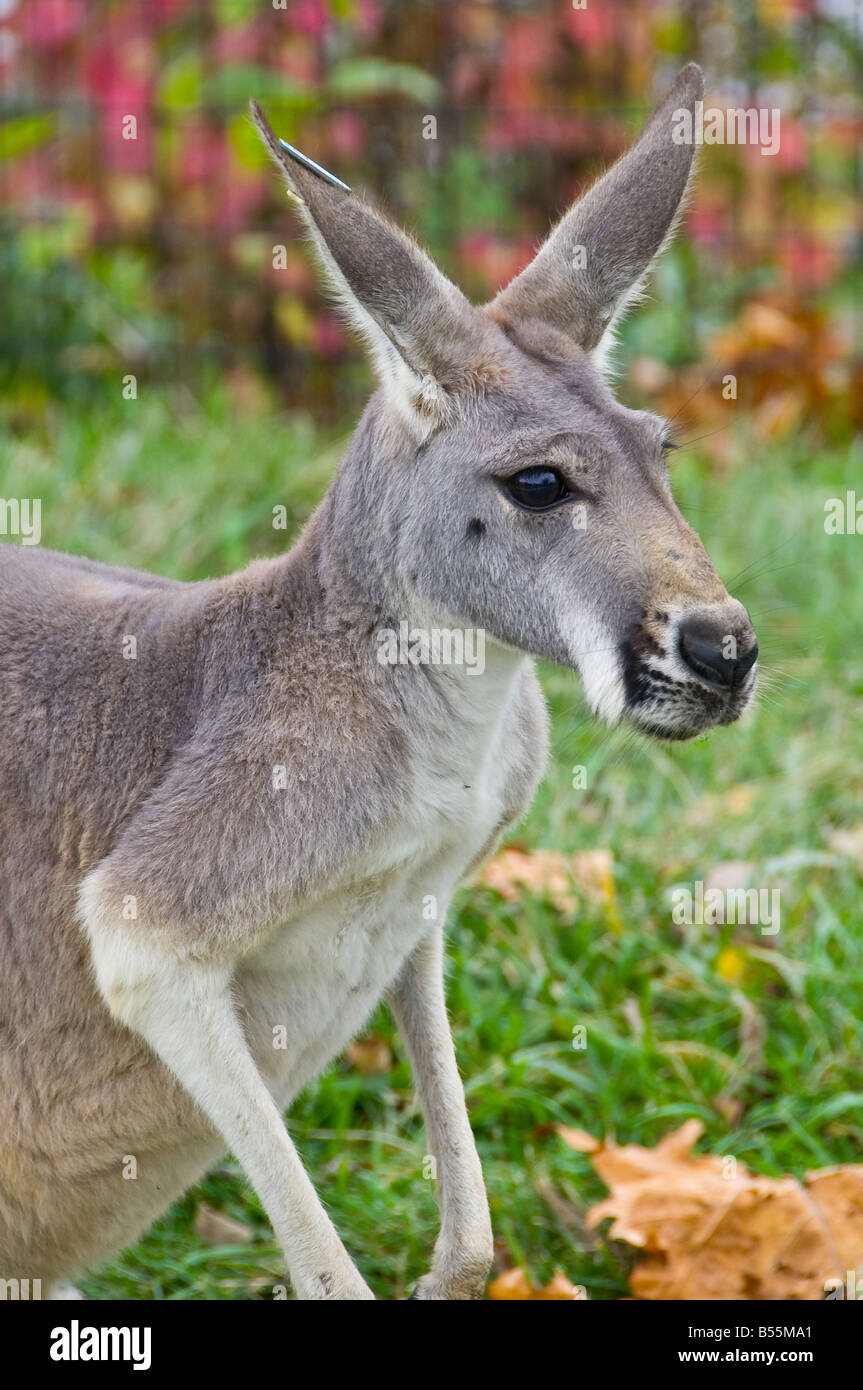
[678,615,758,692]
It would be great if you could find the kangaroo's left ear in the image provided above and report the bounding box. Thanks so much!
[251,101,502,428]
[486,64,704,362]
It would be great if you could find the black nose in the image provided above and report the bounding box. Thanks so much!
[678,615,758,692]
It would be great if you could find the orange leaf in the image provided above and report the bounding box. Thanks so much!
[479,846,619,927]
[488,1267,583,1300]
[345,1036,392,1075]
[556,1124,602,1154]
[581,1120,860,1300]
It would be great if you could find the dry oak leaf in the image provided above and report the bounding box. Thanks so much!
[488,1267,584,1301]
[561,1119,859,1301]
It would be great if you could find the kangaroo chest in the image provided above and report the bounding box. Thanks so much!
[235,662,537,1102]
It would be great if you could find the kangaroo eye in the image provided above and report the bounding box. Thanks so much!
[504,467,569,511]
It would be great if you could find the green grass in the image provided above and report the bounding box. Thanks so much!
[3,387,862,1300]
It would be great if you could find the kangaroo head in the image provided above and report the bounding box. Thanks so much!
[252,63,757,741]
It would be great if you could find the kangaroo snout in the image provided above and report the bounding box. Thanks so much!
[619,592,758,741]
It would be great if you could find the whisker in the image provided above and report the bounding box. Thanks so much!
[733,561,804,594]
[725,537,796,590]
[672,423,729,450]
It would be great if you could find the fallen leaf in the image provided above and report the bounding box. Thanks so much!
[556,1124,601,1153]
[542,1270,586,1300]
[576,1120,859,1300]
[479,846,619,926]
[193,1202,254,1247]
[488,1267,583,1300]
[803,1167,863,1272]
[345,1035,392,1075]
[479,847,577,911]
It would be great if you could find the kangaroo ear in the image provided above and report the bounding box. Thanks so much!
[486,64,704,361]
[251,101,500,426]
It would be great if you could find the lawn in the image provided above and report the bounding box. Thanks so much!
[2,386,861,1300]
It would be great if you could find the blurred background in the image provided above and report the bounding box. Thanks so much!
[2,0,860,436]
[2,0,863,1301]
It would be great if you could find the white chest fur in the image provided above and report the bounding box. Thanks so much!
[236,651,534,1103]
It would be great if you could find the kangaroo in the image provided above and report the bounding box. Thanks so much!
[0,64,757,1300]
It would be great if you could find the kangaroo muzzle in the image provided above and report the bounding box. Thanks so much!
[619,596,758,741]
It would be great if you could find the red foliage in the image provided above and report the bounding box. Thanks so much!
[1,0,856,425]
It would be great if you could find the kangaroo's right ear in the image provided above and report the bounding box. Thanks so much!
[251,101,501,429]
[486,63,704,364]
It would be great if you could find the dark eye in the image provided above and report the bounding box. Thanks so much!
[661,439,679,454]
[504,467,569,511]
